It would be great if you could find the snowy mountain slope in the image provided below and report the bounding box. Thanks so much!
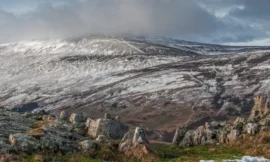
[1,36,270,131]
[135,36,270,55]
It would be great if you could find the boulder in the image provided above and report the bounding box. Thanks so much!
[87,114,126,139]
[173,122,230,146]
[9,133,39,152]
[78,140,96,151]
[85,118,92,128]
[60,111,70,121]
[119,127,156,161]
[172,126,187,145]
[259,115,270,126]
[246,123,260,135]
[95,135,108,143]
[119,141,132,152]
[227,129,241,142]
[69,113,87,124]
[179,130,196,147]
[42,115,54,121]
[233,117,246,131]
[260,126,270,132]
[119,127,149,151]
[133,127,149,144]
[250,95,270,121]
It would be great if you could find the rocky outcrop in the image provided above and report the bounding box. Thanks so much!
[69,113,87,124]
[9,133,39,152]
[0,109,130,155]
[250,95,270,121]
[173,95,270,146]
[172,126,187,145]
[174,122,231,147]
[0,110,101,154]
[87,113,127,140]
[119,127,156,161]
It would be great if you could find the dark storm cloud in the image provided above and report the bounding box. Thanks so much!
[0,0,225,43]
[0,0,269,45]
[198,0,270,44]
[231,0,270,19]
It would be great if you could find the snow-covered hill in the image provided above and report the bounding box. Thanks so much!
[1,36,270,131]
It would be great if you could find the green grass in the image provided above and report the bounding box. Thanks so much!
[152,143,244,162]
[18,142,245,162]
[20,153,100,162]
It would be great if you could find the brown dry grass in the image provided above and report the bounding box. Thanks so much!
[25,128,45,137]
[31,120,53,129]
[228,132,270,159]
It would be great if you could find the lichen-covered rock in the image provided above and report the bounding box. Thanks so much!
[172,126,187,145]
[250,95,270,121]
[174,122,231,146]
[233,117,246,131]
[9,133,39,152]
[95,135,108,143]
[133,127,149,144]
[73,127,87,136]
[260,115,270,126]
[85,118,92,128]
[179,130,196,147]
[78,140,96,151]
[119,141,132,152]
[260,126,270,132]
[228,129,241,142]
[60,111,70,121]
[42,115,54,121]
[87,113,127,139]
[246,123,260,135]
[69,113,87,124]
[173,95,270,146]
[119,127,156,161]
[119,127,149,152]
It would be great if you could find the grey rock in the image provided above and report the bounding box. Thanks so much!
[133,127,149,144]
[69,113,87,124]
[9,133,39,152]
[60,111,70,121]
[172,126,187,145]
[42,115,54,121]
[119,127,149,152]
[174,122,230,146]
[119,142,132,152]
[78,140,95,151]
[259,116,270,126]
[180,130,196,147]
[227,129,241,142]
[95,135,108,143]
[246,123,260,135]
[87,117,126,139]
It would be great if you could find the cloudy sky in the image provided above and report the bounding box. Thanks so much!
[0,0,269,45]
